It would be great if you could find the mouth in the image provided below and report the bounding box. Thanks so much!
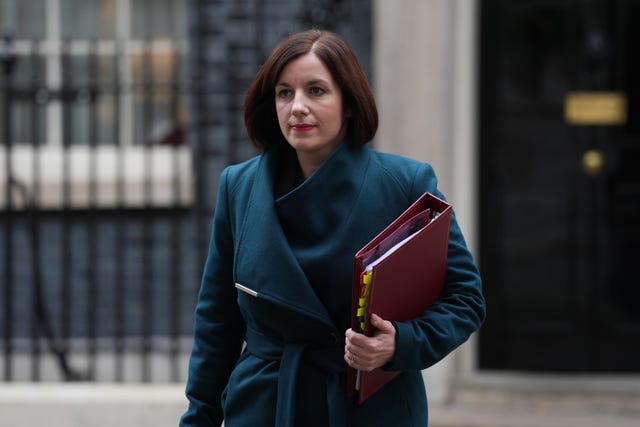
[291,124,315,131]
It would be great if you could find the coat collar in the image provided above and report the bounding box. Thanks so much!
[233,143,370,328]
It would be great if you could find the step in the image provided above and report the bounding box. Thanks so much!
[429,372,640,427]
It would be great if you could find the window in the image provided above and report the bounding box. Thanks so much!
[0,0,193,209]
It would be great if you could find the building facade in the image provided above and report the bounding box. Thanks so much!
[1,0,374,383]
[376,0,640,406]
[2,0,639,411]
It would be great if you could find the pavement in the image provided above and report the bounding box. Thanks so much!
[0,373,639,427]
[429,400,640,427]
[0,383,186,427]
[429,372,640,427]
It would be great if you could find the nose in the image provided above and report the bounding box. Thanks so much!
[291,92,309,116]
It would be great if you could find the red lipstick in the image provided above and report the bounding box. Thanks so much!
[292,124,314,131]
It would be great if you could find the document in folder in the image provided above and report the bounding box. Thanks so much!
[346,192,452,404]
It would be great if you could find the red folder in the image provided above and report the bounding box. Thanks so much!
[346,192,452,404]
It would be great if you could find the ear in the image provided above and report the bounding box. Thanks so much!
[344,106,352,118]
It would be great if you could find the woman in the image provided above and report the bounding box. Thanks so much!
[180,29,485,427]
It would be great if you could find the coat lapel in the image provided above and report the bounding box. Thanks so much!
[233,147,334,327]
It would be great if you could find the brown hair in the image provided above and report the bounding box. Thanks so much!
[243,30,378,149]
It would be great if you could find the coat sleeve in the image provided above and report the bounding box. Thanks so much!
[385,164,486,371]
[180,167,246,427]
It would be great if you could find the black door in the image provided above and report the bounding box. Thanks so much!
[479,0,640,371]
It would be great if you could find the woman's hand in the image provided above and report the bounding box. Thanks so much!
[344,313,396,372]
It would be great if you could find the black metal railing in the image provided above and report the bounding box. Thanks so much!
[1,0,364,383]
[0,32,204,383]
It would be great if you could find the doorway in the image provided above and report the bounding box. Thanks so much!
[478,0,640,371]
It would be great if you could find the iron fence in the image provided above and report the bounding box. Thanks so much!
[0,31,208,383]
[0,0,366,383]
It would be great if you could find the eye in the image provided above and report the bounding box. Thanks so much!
[276,88,292,99]
[309,86,326,96]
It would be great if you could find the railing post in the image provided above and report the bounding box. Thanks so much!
[2,31,16,382]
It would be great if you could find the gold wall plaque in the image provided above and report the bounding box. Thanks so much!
[564,91,627,125]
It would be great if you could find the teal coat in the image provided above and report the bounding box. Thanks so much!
[180,143,485,427]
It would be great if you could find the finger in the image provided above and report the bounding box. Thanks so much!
[344,350,358,366]
[345,328,357,341]
[344,353,352,365]
[345,328,369,349]
[369,313,395,333]
[345,338,366,357]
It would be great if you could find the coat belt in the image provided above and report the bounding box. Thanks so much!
[244,327,348,427]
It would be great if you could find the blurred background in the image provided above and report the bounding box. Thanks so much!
[1,0,639,426]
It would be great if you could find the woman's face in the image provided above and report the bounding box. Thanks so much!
[275,53,349,177]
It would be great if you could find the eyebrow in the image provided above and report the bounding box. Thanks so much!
[275,78,330,87]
